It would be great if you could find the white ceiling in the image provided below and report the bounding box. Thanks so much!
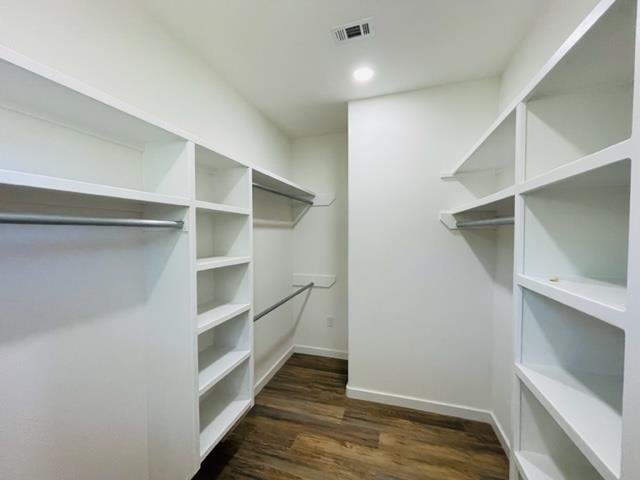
[139,0,545,138]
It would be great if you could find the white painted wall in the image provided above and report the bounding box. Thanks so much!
[491,229,515,447]
[347,78,502,419]
[0,0,291,176]
[291,134,348,358]
[253,189,296,388]
[499,0,601,109]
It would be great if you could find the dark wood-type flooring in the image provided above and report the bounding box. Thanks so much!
[194,354,509,480]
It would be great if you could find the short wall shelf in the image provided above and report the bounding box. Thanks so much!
[0,169,191,207]
[514,451,603,480]
[252,167,316,203]
[194,201,250,216]
[196,256,251,272]
[516,364,621,480]
[199,395,252,460]
[517,274,625,330]
[519,140,631,195]
[197,303,251,335]
[198,349,251,397]
[446,109,516,177]
[440,186,515,230]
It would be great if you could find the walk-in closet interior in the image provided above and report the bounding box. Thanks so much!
[0,0,638,479]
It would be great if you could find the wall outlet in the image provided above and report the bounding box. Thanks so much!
[326,316,335,328]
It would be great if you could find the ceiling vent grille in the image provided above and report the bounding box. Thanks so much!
[331,18,375,44]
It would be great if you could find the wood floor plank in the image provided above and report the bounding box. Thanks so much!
[194,353,509,480]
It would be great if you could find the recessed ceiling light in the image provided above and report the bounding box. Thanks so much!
[353,67,374,83]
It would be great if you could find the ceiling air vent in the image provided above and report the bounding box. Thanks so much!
[331,18,375,44]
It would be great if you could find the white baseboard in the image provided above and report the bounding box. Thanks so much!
[346,384,492,424]
[294,344,348,360]
[254,352,510,456]
[346,385,511,455]
[489,411,511,455]
[254,345,295,395]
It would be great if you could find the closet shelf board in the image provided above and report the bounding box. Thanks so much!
[198,349,251,397]
[445,0,621,178]
[516,364,622,480]
[517,274,625,330]
[445,186,516,216]
[0,54,183,150]
[196,256,251,272]
[195,201,251,216]
[445,109,516,177]
[519,140,632,194]
[514,451,603,480]
[200,397,252,460]
[252,167,316,201]
[197,303,251,335]
[0,169,191,207]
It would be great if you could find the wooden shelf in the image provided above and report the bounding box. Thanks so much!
[196,256,250,272]
[199,397,252,460]
[195,201,250,216]
[448,186,515,216]
[197,303,251,335]
[252,166,315,202]
[0,54,183,150]
[517,274,625,330]
[440,186,515,230]
[445,0,631,179]
[520,140,631,195]
[444,109,516,176]
[198,349,250,397]
[514,451,603,480]
[521,140,631,194]
[0,168,191,207]
[516,364,622,480]
[528,0,634,101]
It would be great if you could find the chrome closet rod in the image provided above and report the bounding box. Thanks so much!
[254,282,315,322]
[456,216,514,229]
[252,183,314,205]
[0,213,184,229]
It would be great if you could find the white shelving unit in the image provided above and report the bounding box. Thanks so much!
[441,1,639,479]
[192,145,254,463]
[0,41,318,480]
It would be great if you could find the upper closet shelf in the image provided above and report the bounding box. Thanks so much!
[252,167,316,205]
[519,140,631,195]
[440,186,515,229]
[526,0,634,101]
[443,0,629,180]
[0,50,184,150]
[443,109,516,177]
[0,169,190,207]
[195,200,250,216]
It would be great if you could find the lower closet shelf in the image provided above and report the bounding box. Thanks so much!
[516,364,621,480]
[197,303,251,334]
[517,274,626,329]
[514,451,602,480]
[196,256,251,272]
[200,397,252,460]
[199,349,251,396]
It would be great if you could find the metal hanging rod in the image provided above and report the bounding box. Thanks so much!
[0,213,184,229]
[252,183,314,205]
[456,216,514,229]
[254,282,314,322]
